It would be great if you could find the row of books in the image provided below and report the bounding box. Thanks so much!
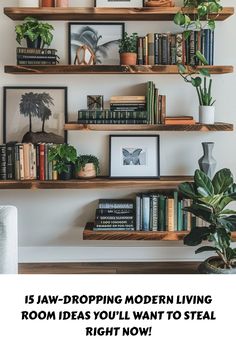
[93,199,135,231]
[91,196,207,232]
[0,143,58,181]
[78,110,148,124]
[138,29,214,66]
[146,81,166,124]
[16,47,59,65]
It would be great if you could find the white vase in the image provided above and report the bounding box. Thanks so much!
[18,0,39,6]
[199,105,215,124]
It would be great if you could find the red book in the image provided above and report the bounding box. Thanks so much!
[39,144,45,181]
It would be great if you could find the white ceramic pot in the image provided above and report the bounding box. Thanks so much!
[199,105,215,124]
[18,0,39,6]
[55,0,69,6]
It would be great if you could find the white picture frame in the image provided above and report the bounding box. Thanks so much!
[95,0,144,8]
[109,135,160,178]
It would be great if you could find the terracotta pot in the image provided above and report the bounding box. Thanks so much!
[41,0,54,6]
[120,53,137,65]
[77,163,97,179]
[55,0,68,6]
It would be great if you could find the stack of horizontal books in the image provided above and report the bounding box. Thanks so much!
[164,116,196,125]
[138,29,214,66]
[136,192,208,232]
[17,47,59,65]
[93,199,135,231]
[0,143,58,181]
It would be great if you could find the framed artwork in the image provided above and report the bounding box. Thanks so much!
[68,22,124,65]
[3,87,68,144]
[109,135,160,178]
[95,0,144,7]
[87,95,104,110]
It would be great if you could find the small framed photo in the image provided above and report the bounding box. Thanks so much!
[68,22,124,65]
[95,0,144,7]
[3,87,68,144]
[109,135,160,178]
[87,95,104,110]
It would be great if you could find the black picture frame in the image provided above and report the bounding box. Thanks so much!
[109,135,160,179]
[3,86,68,144]
[68,22,125,65]
[94,0,145,7]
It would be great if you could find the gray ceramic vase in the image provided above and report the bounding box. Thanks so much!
[198,142,217,179]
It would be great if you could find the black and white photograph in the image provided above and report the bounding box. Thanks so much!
[68,22,124,65]
[3,87,68,144]
[109,135,160,178]
[95,0,144,7]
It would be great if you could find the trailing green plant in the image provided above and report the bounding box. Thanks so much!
[15,17,54,47]
[174,1,223,32]
[173,1,222,106]
[48,144,77,174]
[76,155,100,175]
[179,168,236,269]
[119,32,138,54]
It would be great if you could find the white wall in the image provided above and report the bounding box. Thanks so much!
[0,0,235,262]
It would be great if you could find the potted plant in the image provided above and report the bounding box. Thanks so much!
[119,32,138,65]
[15,17,54,49]
[76,155,100,179]
[48,144,77,180]
[179,168,236,274]
[173,1,222,124]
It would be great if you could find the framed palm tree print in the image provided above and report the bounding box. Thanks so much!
[3,87,68,144]
[68,22,124,65]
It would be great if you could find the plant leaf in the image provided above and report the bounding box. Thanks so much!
[199,68,210,77]
[194,169,214,196]
[184,227,209,246]
[196,50,208,65]
[183,203,212,223]
[212,168,233,194]
[178,182,198,199]
[195,246,219,254]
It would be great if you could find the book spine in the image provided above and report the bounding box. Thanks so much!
[154,33,159,64]
[0,145,7,180]
[98,203,134,209]
[176,34,183,64]
[136,195,141,231]
[6,145,15,180]
[19,144,25,180]
[189,31,195,65]
[152,195,158,232]
[161,34,168,65]
[170,34,176,65]
[23,144,30,180]
[142,195,150,231]
[14,145,20,181]
[174,191,178,231]
[39,144,45,181]
[17,55,58,60]
[17,47,57,55]
[96,216,134,221]
[143,36,148,65]
[137,37,144,65]
[167,198,175,231]
[17,60,57,65]
[148,33,155,65]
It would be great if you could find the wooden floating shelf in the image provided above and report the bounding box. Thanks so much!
[4,7,234,21]
[0,176,193,190]
[83,223,236,241]
[65,123,234,132]
[4,65,234,75]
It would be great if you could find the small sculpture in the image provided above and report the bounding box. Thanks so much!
[74,45,95,65]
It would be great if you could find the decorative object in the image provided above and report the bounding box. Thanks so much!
[145,0,174,7]
[199,106,215,124]
[41,0,54,6]
[74,45,95,65]
[87,96,104,110]
[15,17,54,49]
[119,32,138,65]
[48,144,77,180]
[179,168,236,274]
[3,86,67,144]
[198,142,217,179]
[69,23,124,65]
[18,0,39,6]
[173,2,221,122]
[109,135,160,178]
[55,0,68,6]
[95,0,144,7]
[76,155,100,179]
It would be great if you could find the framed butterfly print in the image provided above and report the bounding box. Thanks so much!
[109,135,160,178]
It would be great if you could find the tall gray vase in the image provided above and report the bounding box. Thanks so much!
[198,142,217,179]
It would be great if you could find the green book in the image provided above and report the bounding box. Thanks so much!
[158,195,166,231]
[174,191,178,231]
[177,200,183,231]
